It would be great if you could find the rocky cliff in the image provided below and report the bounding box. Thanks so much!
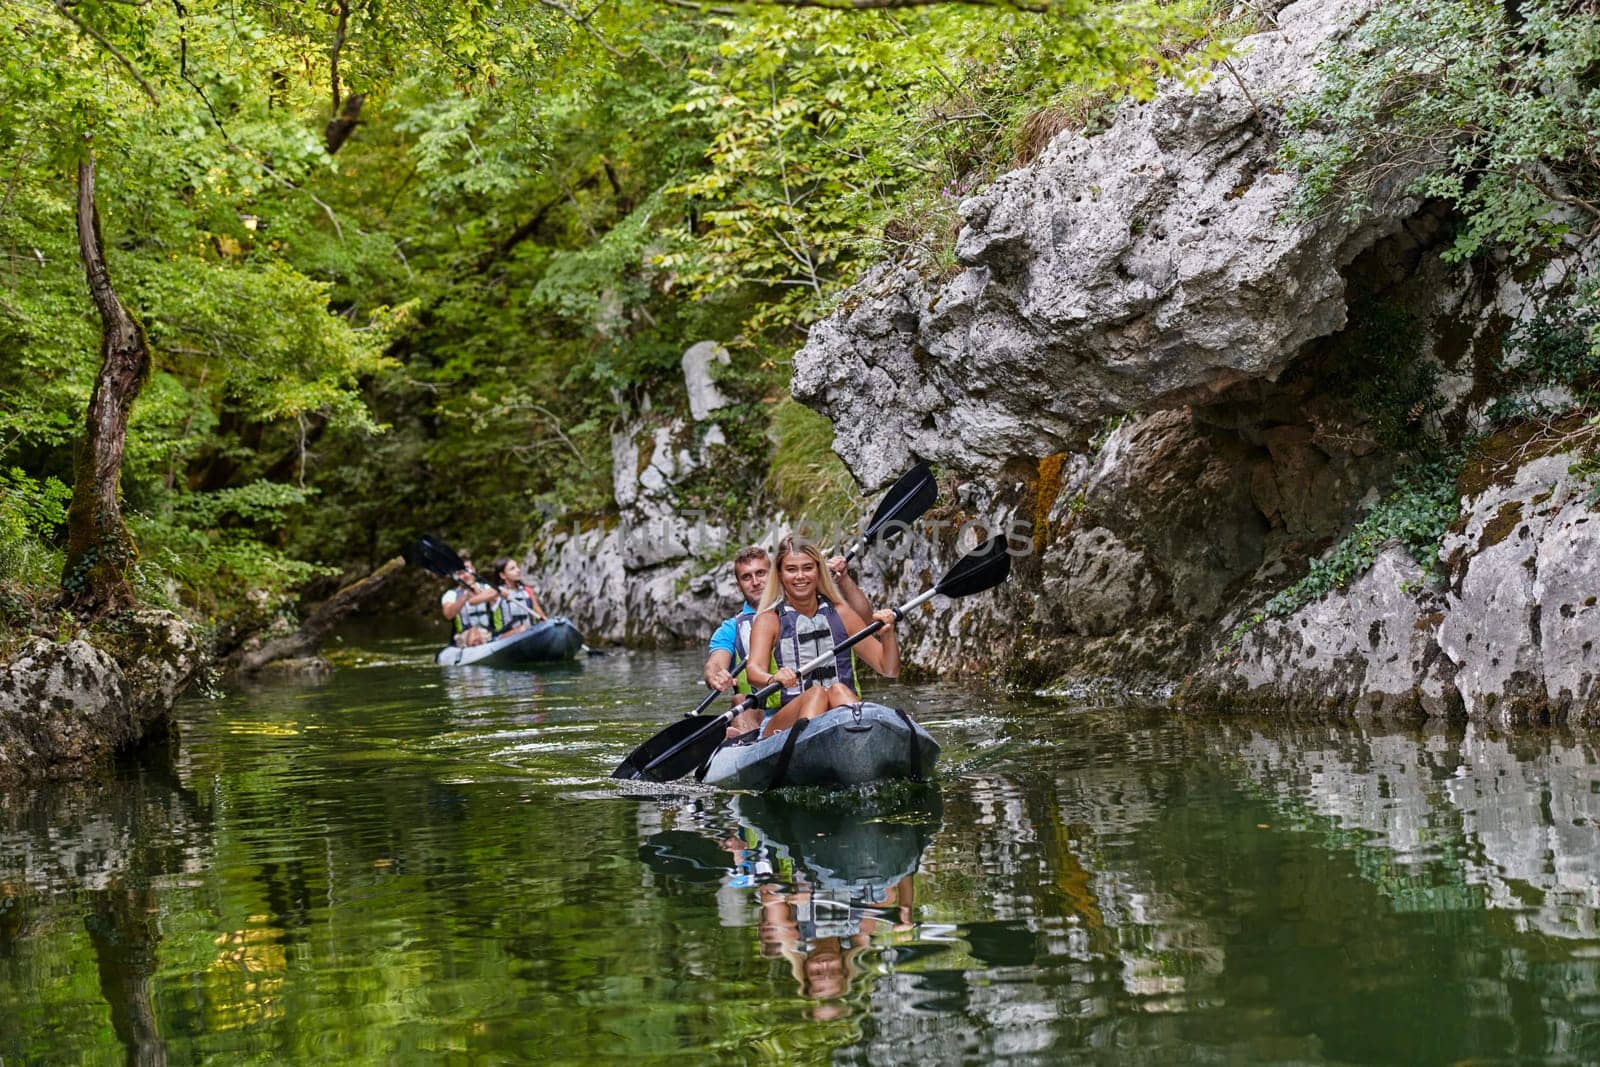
[528,0,1600,726]
[781,0,1600,722]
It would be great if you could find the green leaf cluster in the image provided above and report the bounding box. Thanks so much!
[1281,0,1600,265]
[2,0,1254,641]
[1484,302,1600,425]
[1225,454,1462,651]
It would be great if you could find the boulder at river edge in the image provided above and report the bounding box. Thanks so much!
[0,611,200,786]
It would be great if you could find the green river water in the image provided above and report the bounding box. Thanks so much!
[3,628,1600,1064]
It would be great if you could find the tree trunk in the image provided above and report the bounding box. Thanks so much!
[325,93,365,155]
[62,152,151,618]
[226,556,407,673]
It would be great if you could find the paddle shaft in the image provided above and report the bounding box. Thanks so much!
[697,538,869,713]
[637,588,932,776]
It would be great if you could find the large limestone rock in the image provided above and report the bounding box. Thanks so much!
[1438,450,1600,723]
[0,610,200,786]
[1188,441,1600,724]
[534,397,764,647]
[795,0,1398,488]
[1189,543,1459,719]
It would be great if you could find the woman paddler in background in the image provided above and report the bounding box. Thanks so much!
[745,535,900,739]
[490,557,550,635]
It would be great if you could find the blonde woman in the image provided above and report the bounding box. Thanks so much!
[746,535,899,739]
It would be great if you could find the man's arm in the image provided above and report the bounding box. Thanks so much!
[828,556,873,618]
[704,618,738,690]
[704,649,735,691]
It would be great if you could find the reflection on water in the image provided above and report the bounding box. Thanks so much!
[2,634,1600,1064]
[641,792,940,1014]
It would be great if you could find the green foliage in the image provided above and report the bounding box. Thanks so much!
[1226,454,1462,650]
[1485,303,1600,425]
[0,468,70,589]
[130,483,339,624]
[656,1,1237,334]
[766,398,858,525]
[1282,0,1600,264]
[1,0,1256,646]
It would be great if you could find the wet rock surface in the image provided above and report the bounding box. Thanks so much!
[0,611,200,786]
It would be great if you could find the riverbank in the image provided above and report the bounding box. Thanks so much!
[0,610,199,787]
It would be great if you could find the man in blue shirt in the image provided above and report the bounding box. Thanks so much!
[704,543,876,738]
[704,545,771,697]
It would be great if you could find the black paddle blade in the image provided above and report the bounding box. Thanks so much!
[862,461,936,548]
[935,534,1013,598]
[612,713,728,781]
[405,534,466,578]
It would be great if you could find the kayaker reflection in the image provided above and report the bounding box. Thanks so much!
[744,535,901,740]
[440,555,498,647]
[747,860,915,1012]
[490,558,549,636]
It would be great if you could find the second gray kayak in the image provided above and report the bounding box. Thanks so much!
[701,702,939,790]
[434,617,585,667]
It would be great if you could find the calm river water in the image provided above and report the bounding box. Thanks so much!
[4,629,1600,1064]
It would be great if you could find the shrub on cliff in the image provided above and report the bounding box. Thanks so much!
[1283,0,1600,267]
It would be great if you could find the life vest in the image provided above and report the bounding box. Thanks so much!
[450,586,493,633]
[773,596,859,706]
[493,581,543,633]
[732,611,781,710]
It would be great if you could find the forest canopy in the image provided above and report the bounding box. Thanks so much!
[1,0,1243,641]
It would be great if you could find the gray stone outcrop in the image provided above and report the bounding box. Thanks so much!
[530,341,769,647]
[1191,446,1600,724]
[1194,543,1459,719]
[0,610,200,786]
[681,341,733,422]
[1438,451,1600,723]
[795,0,1397,488]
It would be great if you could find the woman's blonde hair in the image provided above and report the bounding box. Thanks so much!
[759,534,846,611]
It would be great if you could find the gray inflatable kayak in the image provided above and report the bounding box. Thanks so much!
[701,702,939,790]
[434,617,584,667]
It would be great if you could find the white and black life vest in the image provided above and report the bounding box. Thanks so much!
[494,581,542,633]
[449,586,494,633]
[773,596,857,705]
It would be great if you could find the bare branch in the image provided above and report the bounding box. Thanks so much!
[539,0,629,58]
[255,159,346,240]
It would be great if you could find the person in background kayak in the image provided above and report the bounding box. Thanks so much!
[491,557,550,635]
[441,556,498,647]
[745,535,899,739]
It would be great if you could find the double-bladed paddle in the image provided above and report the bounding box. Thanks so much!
[682,460,939,719]
[611,532,1013,783]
